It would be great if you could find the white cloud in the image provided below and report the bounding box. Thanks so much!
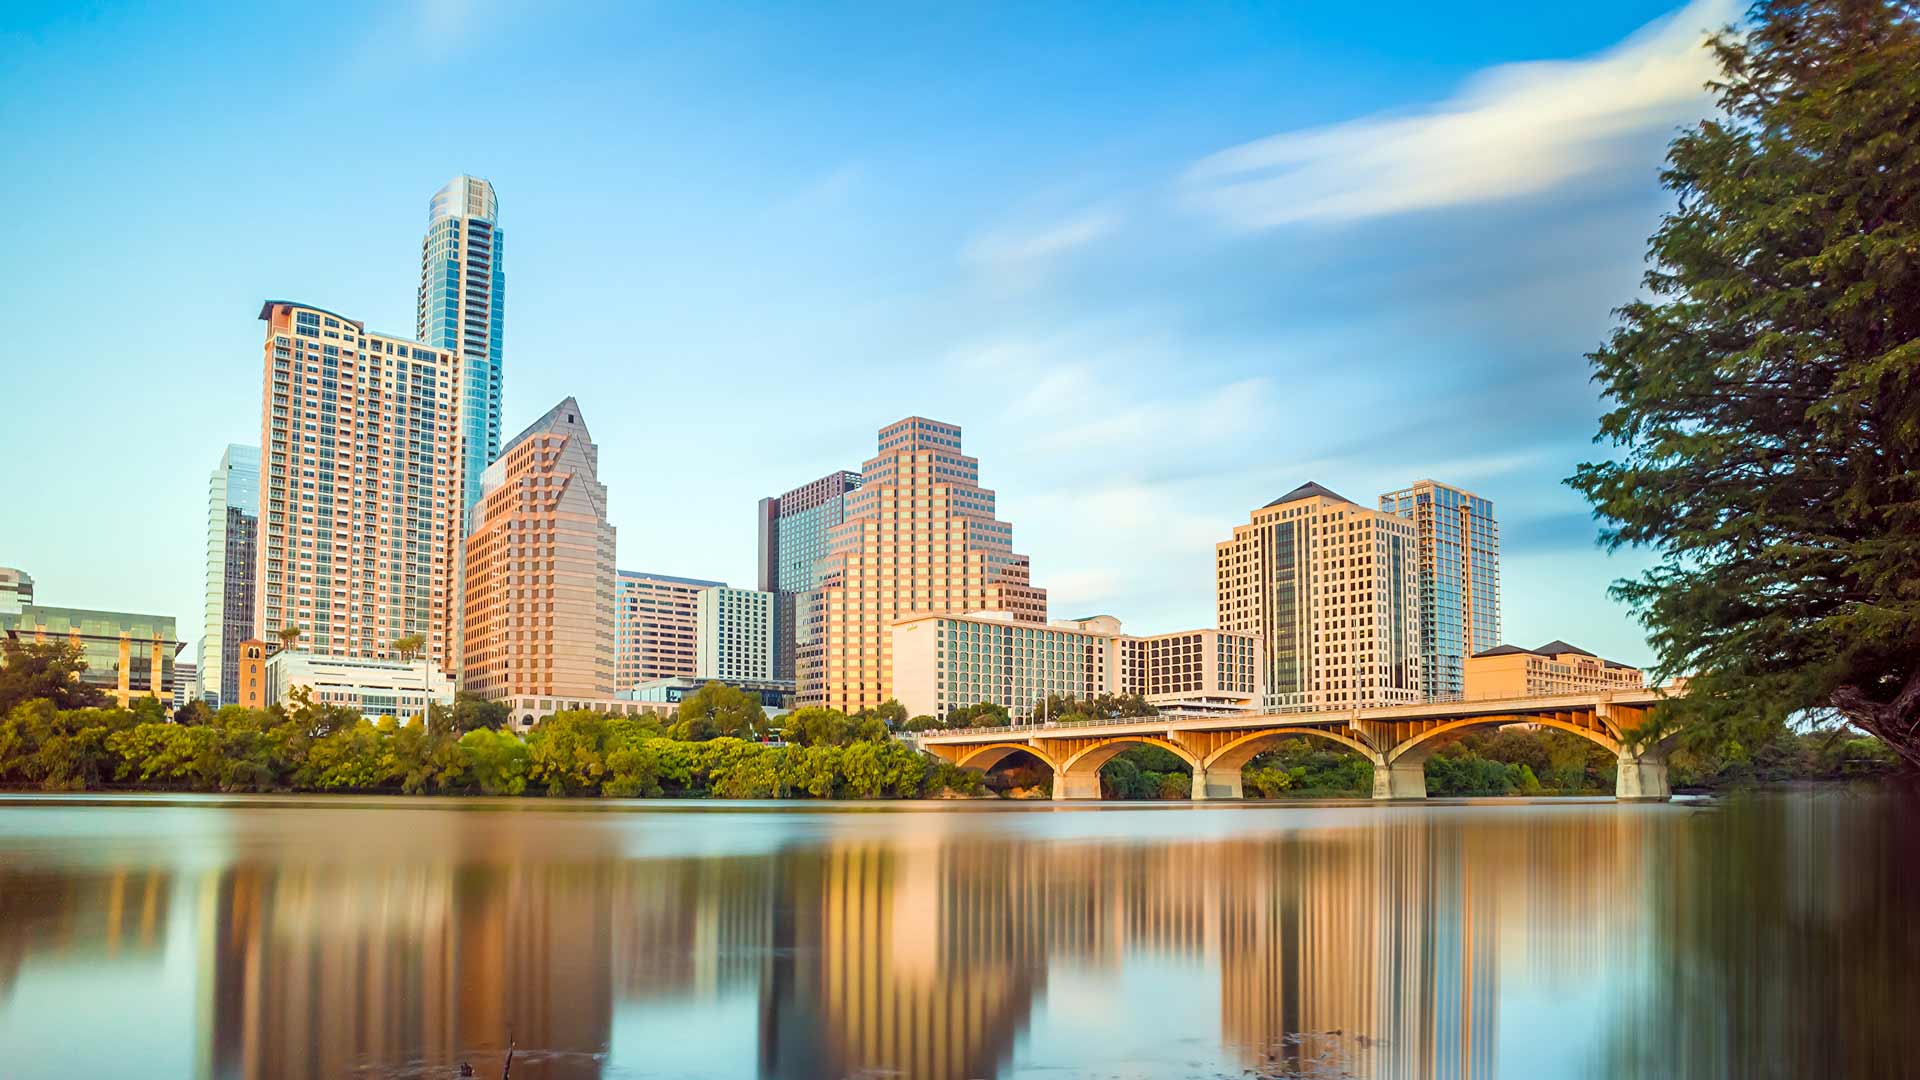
[1182,0,1737,228]
[961,207,1119,267]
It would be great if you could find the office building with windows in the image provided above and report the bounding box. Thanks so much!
[1,602,185,708]
[1217,482,1422,711]
[890,611,1260,721]
[806,418,1046,713]
[622,675,796,713]
[615,571,722,685]
[172,661,196,712]
[262,649,453,720]
[695,586,775,681]
[255,301,466,677]
[199,443,259,705]
[419,175,504,515]
[757,469,863,680]
[0,567,31,614]
[462,397,617,701]
[1381,480,1499,701]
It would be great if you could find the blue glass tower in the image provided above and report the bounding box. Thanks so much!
[1380,480,1500,701]
[419,176,504,515]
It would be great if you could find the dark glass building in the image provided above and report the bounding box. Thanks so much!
[756,470,863,680]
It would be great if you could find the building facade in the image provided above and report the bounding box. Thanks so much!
[807,418,1047,713]
[200,443,259,706]
[1380,480,1499,702]
[0,567,31,614]
[263,650,453,720]
[462,397,618,701]
[890,611,1261,721]
[172,661,196,712]
[1217,482,1422,711]
[622,675,796,713]
[757,470,863,681]
[1465,641,1644,698]
[1,603,185,708]
[234,639,267,709]
[418,175,504,515]
[695,586,775,681]
[255,301,466,678]
[615,571,722,686]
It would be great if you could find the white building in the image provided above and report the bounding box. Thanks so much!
[263,650,454,720]
[695,586,775,682]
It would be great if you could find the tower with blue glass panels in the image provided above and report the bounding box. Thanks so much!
[1380,480,1500,702]
[418,176,504,515]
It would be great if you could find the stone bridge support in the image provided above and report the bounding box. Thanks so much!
[1615,749,1671,801]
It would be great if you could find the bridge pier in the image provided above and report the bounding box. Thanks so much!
[1191,764,1244,800]
[1372,758,1428,800]
[1051,770,1102,801]
[1615,750,1671,801]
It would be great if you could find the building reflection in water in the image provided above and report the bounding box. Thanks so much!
[4,798,1909,1079]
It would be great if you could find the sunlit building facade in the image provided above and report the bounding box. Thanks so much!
[1217,482,1421,711]
[695,586,775,681]
[615,570,722,685]
[1466,640,1644,697]
[757,469,864,680]
[462,397,617,701]
[418,175,504,515]
[255,301,466,677]
[1381,479,1499,701]
[199,443,258,705]
[806,418,1047,713]
[0,603,184,708]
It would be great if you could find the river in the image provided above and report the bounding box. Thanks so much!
[0,792,1912,1079]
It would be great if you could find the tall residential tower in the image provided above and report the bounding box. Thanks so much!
[1380,480,1500,701]
[757,470,863,680]
[1216,482,1421,711]
[199,444,258,705]
[419,175,504,514]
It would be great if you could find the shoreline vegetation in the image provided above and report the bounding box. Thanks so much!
[0,641,1898,800]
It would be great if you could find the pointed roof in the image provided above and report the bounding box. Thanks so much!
[503,396,587,455]
[1264,481,1351,508]
[1472,644,1532,658]
[1534,640,1596,658]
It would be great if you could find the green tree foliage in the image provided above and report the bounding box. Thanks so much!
[860,699,908,728]
[172,699,214,726]
[433,691,511,735]
[526,709,617,794]
[1098,744,1191,800]
[943,701,1011,728]
[903,715,944,733]
[460,728,530,795]
[782,706,889,747]
[1569,0,1920,766]
[0,638,108,713]
[1245,738,1375,796]
[670,682,766,741]
[1032,692,1157,722]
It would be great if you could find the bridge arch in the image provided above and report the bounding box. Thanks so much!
[949,741,1062,774]
[1199,726,1385,773]
[1053,736,1200,800]
[1382,714,1621,768]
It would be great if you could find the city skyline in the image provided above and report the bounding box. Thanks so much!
[0,1,1743,671]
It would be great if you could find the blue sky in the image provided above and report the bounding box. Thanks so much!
[0,0,1740,669]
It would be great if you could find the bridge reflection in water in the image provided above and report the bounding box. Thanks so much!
[2,796,1915,1079]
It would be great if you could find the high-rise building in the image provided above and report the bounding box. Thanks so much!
[462,397,617,701]
[255,301,466,676]
[807,417,1046,713]
[1216,482,1421,711]
[418,175,504,515]
[615,571,723,686]
[199,444,259,706]
[695,586,775,682]
[757,470,863,680]
[172,661,196,712]
[1380,480,1499,701]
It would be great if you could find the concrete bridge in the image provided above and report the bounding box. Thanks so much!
[914,689,1678,801]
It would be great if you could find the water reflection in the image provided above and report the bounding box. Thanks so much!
[0,795,1913,1079]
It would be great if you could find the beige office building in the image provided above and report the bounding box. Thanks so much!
[1217,482,1421,711]
[615,571,721,685]
[890,611,1260,720]
[255,301,466,677]
[1465,641,1644,698]
[695,586,775,681]
[806,418,1047,714]
[462,397,617,701]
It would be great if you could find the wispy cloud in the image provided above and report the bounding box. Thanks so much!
[961,207,1119,268]
[1181,0,1736,228]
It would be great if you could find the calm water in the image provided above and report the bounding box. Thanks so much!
[0,793,1914,1080]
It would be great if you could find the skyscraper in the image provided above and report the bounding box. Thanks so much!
[255,301,466,675]
[615,571,723,686]
[462,397,617,700]
[199,444,258,705]
[418,175,504,515]
[694,586,775,682]
[1216,482,1421,710]
[806,417,1046,713]
[757,470,863,680]
[1379,480,1500,701]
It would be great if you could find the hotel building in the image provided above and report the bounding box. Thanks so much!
[695,586,775,681]
[462,397,617,701]
[255,301,466,677]
[890,611,1260,720]
[1380,480,1500,701]
[1217,482,1422,711]
[615,570,722,685]
[757,469,864,680]
[1465,641,1644,698]
[807,418,1046,713]
[419,175,504,515]
[199,443,258,705]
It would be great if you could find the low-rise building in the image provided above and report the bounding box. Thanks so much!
[263,650,454,720]
[1465,641,1644,698]
[498,694,673,733]
[622,675,796,714]
[1,600,185,708]
[890,611,1262,721]
[173,661,196,712]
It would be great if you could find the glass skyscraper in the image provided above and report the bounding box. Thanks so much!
[757,470,863,681]
[199,443,258,705]
[418,175,504,515]
[1380,480,1500,701]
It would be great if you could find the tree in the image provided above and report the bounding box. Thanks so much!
[443,691,510,734]
[276,625,303,652]
[390,633,427,663]
[1571,0,1920,767]
[864,699,908,728]
[672,682,766,741]
[0,638,107,713]
[172,698,214,727]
